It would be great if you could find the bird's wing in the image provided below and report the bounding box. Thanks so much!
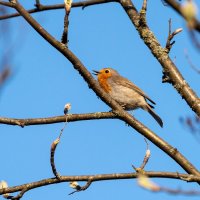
[113,76,156,105]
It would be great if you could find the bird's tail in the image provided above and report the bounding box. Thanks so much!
[145,105,163,127]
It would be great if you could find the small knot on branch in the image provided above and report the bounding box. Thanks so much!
[162,71,172,83]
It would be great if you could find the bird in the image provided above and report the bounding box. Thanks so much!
[93,68,163,127]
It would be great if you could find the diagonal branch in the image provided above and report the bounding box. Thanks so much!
[0,1,13,7]
[9,0,200,178]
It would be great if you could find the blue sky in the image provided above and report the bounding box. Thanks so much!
[1,0,200,199]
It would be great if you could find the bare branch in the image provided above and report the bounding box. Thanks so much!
[61,0,72,45]
[0,1,13,7]
[132,138,150,172]
[34,0,42,10]
[0,0,118,20]
[139,0,147,24]
[141,0,147,12]
[35,0,40,6]
[165,18,182,53]
[50,138,61,179]
[69,178,93,195]
[9,188,27,200]
[61,13,70,45]
[0,112,117,126]
[50,114,69,179]
[140,139,150,169]
[0,172,200,197]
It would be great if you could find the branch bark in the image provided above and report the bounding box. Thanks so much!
[0,1,13,7]
[0,112,117,126]
[0,172,200,196]
[0,0,117,20]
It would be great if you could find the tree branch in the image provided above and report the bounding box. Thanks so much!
[165,18,182,53]
[0,0,117,20]
[0,1,13,7]
[69,178,93,195]
[0,112,117,127]
[0,172,200,196]
[9,0,200,178]
[50,138,61,179]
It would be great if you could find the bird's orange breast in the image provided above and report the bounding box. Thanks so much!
[97,75,111,93]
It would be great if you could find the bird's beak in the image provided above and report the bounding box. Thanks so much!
[92,70,100,76]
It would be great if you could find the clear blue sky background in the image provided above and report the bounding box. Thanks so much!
[1,0,200,199]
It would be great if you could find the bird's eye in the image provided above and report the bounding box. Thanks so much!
[105,69,110,73]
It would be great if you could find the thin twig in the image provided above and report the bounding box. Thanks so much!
[132,138,150,173]
[165,18,182,53]
[61,13,69,45]
[50,138,61,179]
[50,113,69,179]
[35,0,41,9]
[35,0,40,5]
[69,178,93,195]
[8,189,27,200]
[139,0,147,23]
[140,138,150,169]
[61,0,72,45]
[141,0,147,12]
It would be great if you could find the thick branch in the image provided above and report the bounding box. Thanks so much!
[9,0,200,178]
[0,112,117,126]
[0,0,117,20]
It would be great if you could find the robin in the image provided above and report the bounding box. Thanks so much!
[93,68,163,127]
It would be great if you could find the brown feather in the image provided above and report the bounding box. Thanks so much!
[110,76,156,105]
